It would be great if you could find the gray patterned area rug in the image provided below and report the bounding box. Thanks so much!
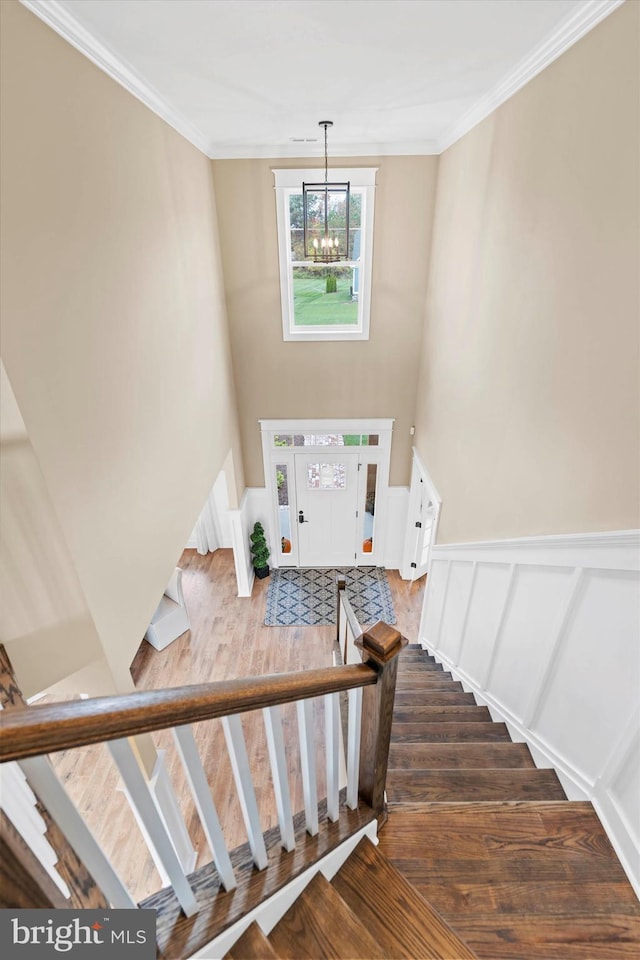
[264,567,396,627]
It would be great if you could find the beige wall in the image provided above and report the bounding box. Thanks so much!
[414,1,640,543]
[0,1,243,689]
[212,155,438,487]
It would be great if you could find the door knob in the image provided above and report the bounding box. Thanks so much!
[298,510,308,524]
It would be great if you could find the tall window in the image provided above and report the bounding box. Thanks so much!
[274,168,376,341]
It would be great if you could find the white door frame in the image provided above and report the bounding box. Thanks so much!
[400,447,442,581]
[260,419,394,568]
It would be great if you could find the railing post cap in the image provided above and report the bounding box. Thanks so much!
[356,621,406,664]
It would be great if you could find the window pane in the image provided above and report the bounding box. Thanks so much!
[274,434,293,447]
[276,463,292,553]
[289,194,305,261]
[307,462,346,490]
[363,434,379,446]
[303,186,349,258]
[348,193,362,260]
[292,266,358,327]
[293,434,358,446]
[363,464,377,554]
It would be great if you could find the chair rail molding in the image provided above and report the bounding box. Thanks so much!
[419,528,640,896]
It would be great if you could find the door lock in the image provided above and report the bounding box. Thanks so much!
[298,510,309,524]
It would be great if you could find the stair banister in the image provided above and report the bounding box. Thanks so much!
[1,619,405,952]
[0,664,377,762]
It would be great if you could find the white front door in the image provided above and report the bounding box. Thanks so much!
[294,454,359,566]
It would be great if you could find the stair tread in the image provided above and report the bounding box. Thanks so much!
[389,742,536,769]
[432,914,640,959]
[378,801,623,862]
[386,768,567,802]
[398,662,446,671]
[398,667,457,683]
[394,853,633,884]
[268,871,385,959]
[393,706,492,723]
[398,660,451,680]
[226,922,278,960]
[394,690,478,706]
[400,652,436,660]
[378,802,640,957]
[332,837,477,959]
[398,878,640,917]
[395,680,465,692]
[391,722,511,743]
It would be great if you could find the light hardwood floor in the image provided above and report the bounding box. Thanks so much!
[48,550,425,903]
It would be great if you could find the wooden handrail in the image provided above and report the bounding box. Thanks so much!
[0,664,378,763]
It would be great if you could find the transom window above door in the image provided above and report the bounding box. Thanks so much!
[273,169,377,342]
[273,433,379,448]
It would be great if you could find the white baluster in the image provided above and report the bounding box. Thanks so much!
[172,725,236,891]
[19,755,136,908]
[263,706,295,852]
[296,698,318,836]
[324,692,340,821]
[107,738,198,916]
[221,715,268,870]
[346,686,363,809]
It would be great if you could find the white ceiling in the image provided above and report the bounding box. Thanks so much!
[24,0,622,157]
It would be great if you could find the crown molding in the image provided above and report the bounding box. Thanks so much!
[20,0,212,156]
[437,0,625,153]
[22,0,623,161]
[209,140,439,160]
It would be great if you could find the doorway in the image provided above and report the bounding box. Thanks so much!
[295,454,359,566]
[401,449,442,581]
[261,419,394,569]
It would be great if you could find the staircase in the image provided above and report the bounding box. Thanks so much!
[225,644,640,959]
[228,837,476,959]
[380,644,640,959]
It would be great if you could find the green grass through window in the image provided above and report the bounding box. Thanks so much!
[293,276,358,327]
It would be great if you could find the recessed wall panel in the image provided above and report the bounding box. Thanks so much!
[422,559,448,647]
[535,570,640,782]
[490,566,574,721]
[460,563,511,685]
[438,561,475,662]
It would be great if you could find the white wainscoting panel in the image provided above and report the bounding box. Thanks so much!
[490,565,575,724]
[419,530,640,895]
[437,561,476,663]
[459,562,511,688]
[534,569,640,782]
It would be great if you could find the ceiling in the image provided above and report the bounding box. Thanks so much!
[24,0,621,157]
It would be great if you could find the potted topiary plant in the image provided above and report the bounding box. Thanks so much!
[250,521,270,579]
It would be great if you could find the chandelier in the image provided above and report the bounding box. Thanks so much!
[302,121,350,263]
